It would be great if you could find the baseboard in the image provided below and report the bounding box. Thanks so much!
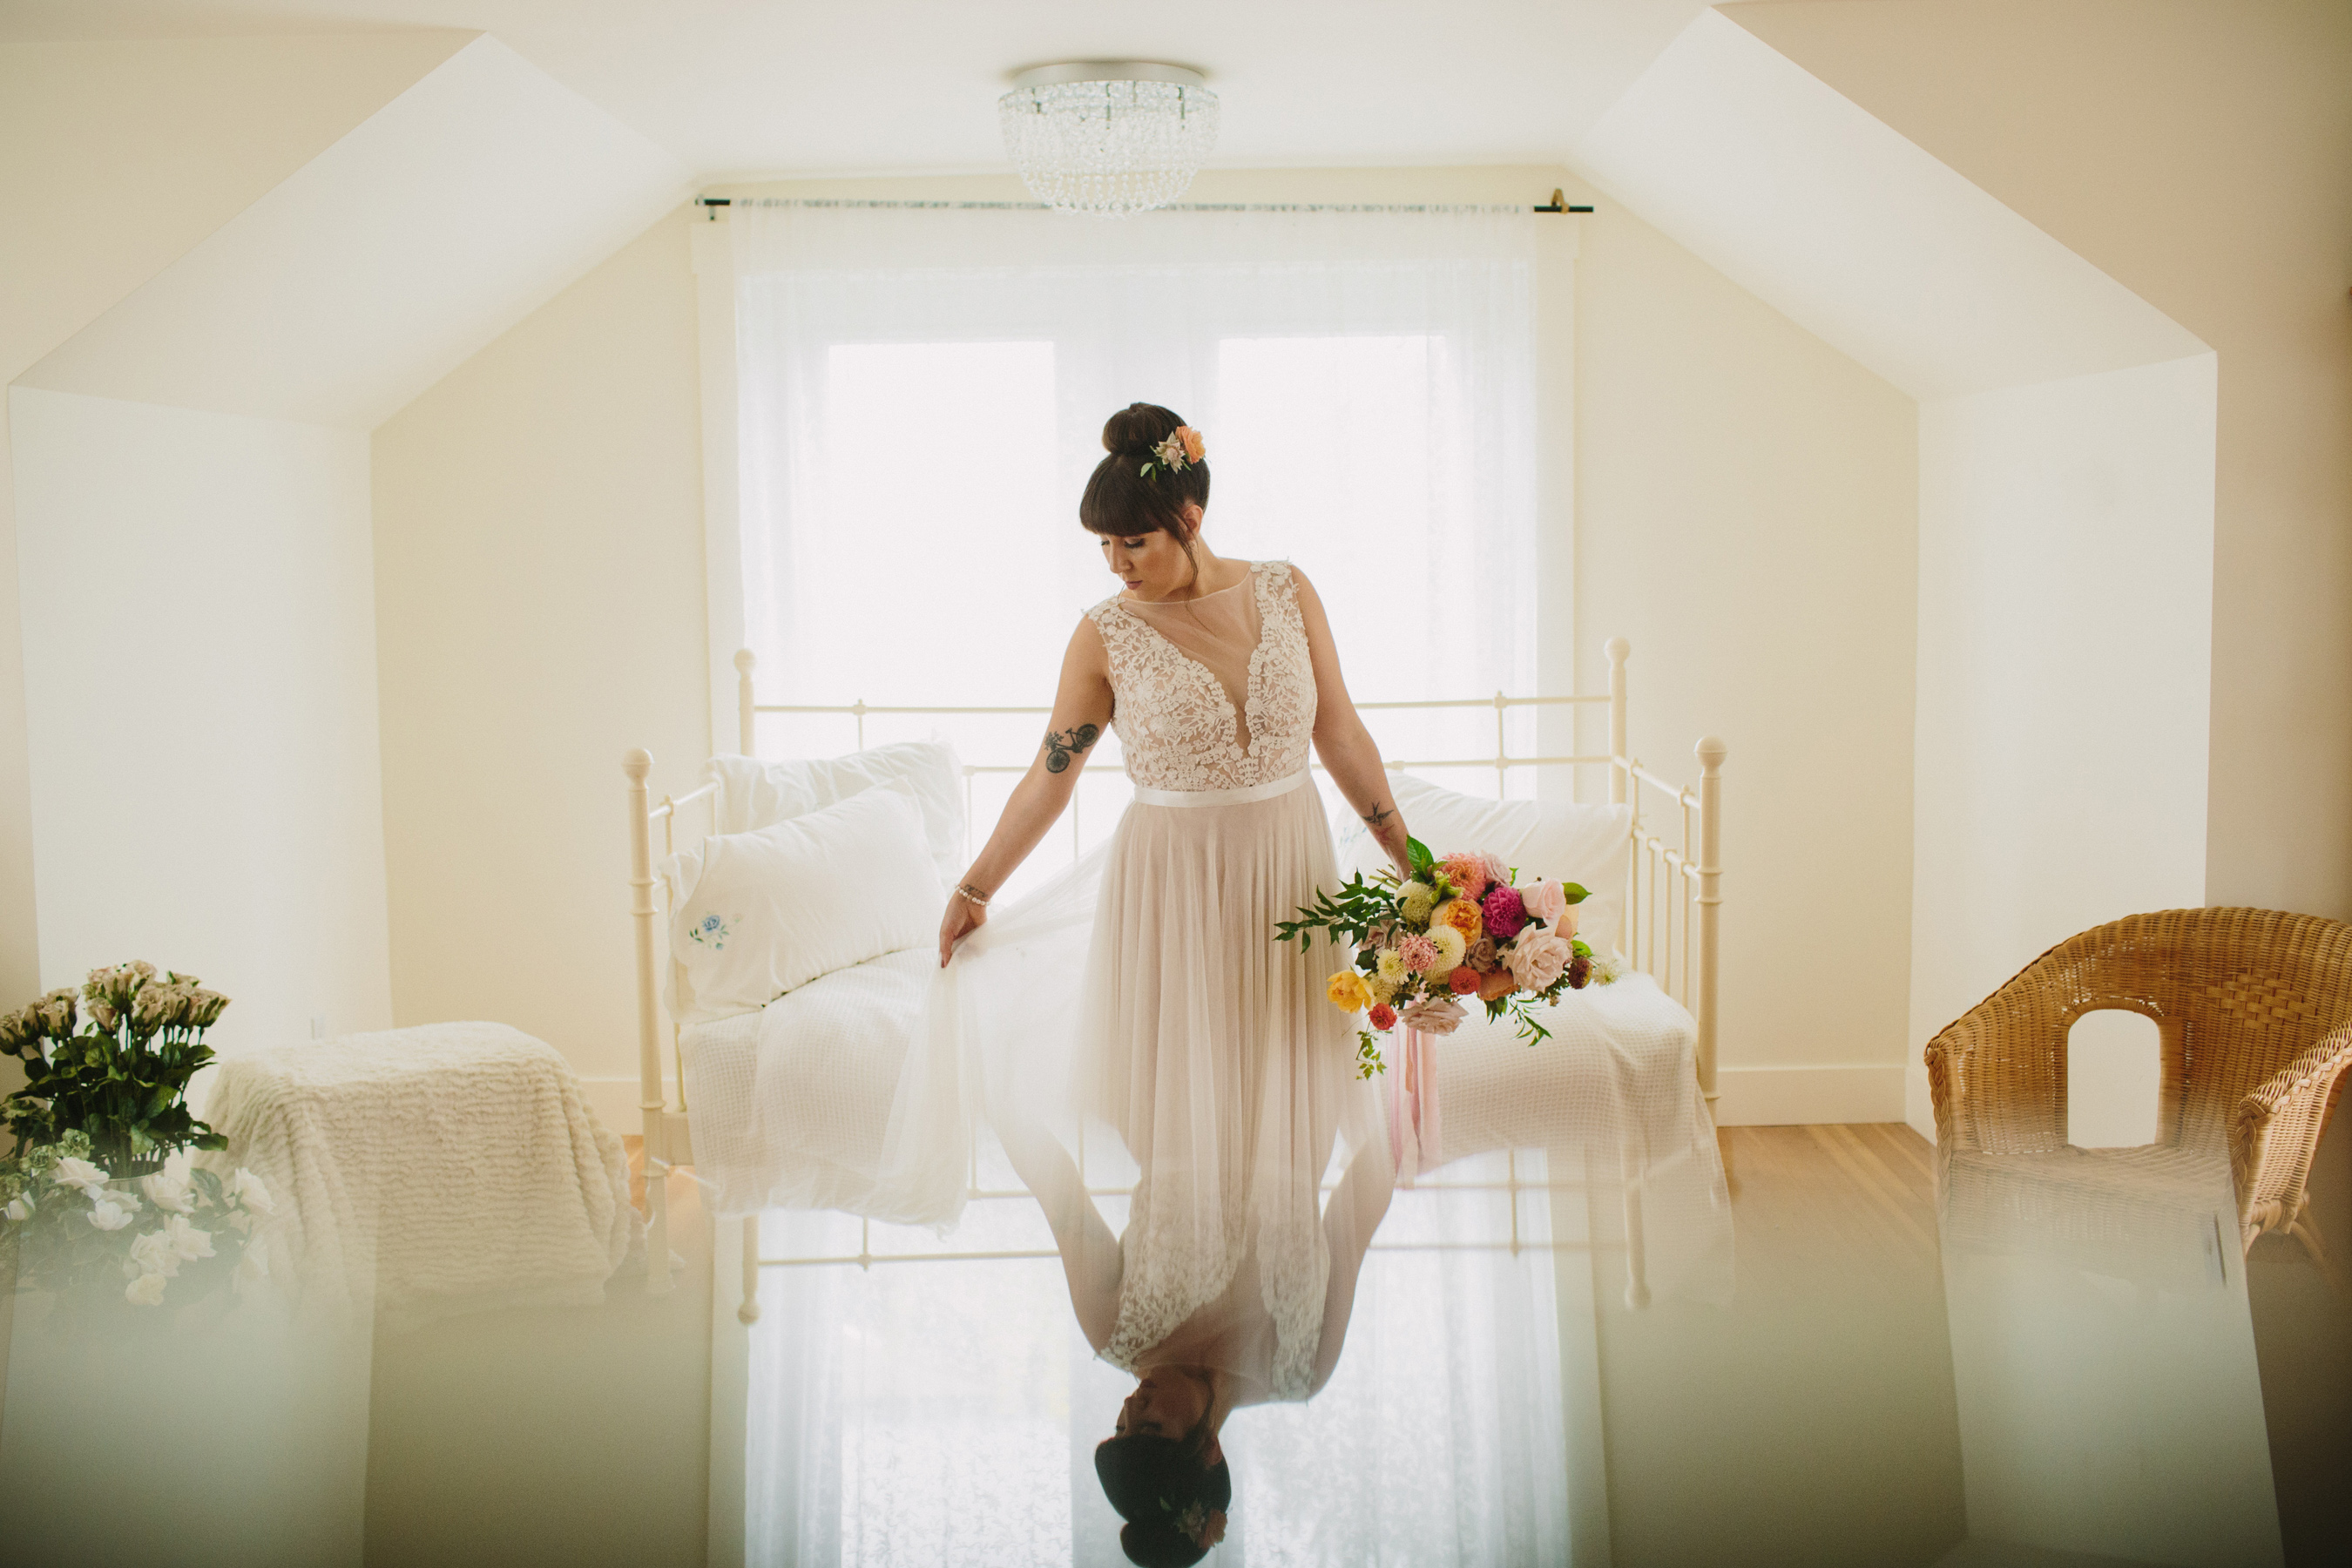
[1713,1064,1907,1126]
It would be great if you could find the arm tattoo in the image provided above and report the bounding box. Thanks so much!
[1044,722,1101,774]
[1361,801,1395,829]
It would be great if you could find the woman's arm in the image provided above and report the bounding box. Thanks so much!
[937,618,1115,965]
[1293,567,1413,878]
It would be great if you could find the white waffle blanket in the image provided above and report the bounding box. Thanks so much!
[204,1022,641,1329]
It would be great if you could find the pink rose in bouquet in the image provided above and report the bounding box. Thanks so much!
[1521,879,1566,925]
[1506,929,1573,992]
[1480,883,1528,941]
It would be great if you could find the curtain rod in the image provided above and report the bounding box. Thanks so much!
[696,190,1592,216]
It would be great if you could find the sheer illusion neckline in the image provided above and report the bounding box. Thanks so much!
[1117,561,1258,606]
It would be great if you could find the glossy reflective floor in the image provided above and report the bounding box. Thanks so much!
[2,1122,2343,1567]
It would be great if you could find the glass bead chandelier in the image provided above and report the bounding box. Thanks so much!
[998,63,1220,220]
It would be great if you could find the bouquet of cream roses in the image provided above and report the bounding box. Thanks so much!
[1276,837,1614,1077]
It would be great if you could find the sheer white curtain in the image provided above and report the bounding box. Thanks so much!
[727,199,1543,900]
[743,1152,1576,1567]
[725,202,1578,1566]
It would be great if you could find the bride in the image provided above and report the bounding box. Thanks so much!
[936,403,1409,1565]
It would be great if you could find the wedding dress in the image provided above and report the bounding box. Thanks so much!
[908,560,1394,1403]
[1072,558,1395,1399]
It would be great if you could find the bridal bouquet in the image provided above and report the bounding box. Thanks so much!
[1277,838,1617,1077]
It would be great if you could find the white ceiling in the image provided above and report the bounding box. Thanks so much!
[0,0,1715,179]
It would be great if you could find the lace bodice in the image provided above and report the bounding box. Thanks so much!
[1085,560,1316,794]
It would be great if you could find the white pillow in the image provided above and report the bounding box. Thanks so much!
[707,741,965,892]
[661,781,939,1026]
[1336,773,1632,956]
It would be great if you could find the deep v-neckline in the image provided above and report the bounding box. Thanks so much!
[1111,562,1272,758]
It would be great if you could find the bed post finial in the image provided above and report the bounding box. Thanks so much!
[1694,736,1726,1128]
[624,747,652,781]
[734,648,757,756]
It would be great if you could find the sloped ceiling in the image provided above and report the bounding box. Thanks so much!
[1571,8,2206,401]
[0,30,472,383]
[17,35,689,429]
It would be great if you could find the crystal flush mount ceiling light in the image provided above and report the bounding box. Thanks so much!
[998,62,1220,219]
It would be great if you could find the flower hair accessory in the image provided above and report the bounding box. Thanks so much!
[1139,425,1206,481]
[1163,1497,1228,1550]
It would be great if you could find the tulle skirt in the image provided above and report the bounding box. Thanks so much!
[871,773,1389,1394]
[1084,777,1389,1385]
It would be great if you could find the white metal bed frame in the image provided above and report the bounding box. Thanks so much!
[624,638,1724,1312]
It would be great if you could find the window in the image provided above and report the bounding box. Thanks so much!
[729,201,1545,902]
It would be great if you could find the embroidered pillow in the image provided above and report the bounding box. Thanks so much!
[706,742,964,893]
[1336,774,1632,957]
[661,781,938,1027]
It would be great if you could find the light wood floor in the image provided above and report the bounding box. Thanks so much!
[1721,1120,1943,1288]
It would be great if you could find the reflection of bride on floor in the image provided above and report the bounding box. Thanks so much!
[936,402,1404,1565]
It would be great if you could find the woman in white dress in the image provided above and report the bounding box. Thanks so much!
[936,403,1409,1565]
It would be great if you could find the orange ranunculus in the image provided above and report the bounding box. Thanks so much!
[1446,965,1481,996]
[1435,897,1484,943]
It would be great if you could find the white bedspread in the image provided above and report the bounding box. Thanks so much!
[680,951,1727,1288]
[204,1022,640,1329]
[679,948,935,1219]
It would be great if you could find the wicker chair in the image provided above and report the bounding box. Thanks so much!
[1924,908,2352,1268]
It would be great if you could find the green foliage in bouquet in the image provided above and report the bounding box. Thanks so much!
[0,963,232,1171]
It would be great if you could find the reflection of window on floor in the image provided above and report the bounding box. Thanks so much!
[743,1149,1572,1567]
[754,332,1537,908]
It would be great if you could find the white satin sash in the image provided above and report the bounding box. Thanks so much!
[1130,770,1309,809]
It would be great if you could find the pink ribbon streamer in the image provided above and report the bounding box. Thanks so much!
[1387,1027,1443,1187]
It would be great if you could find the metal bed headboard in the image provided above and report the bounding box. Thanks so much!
[623,639,1724,1302]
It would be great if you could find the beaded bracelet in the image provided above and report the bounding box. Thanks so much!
[955,882,993,906]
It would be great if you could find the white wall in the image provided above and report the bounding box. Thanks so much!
[10,388,393,1056]
[371,207,710,1095]
[1573,190,1919,1124]
[0,30,466,1085]
[1731,0,2352,935]
[1907,355,2217,1130]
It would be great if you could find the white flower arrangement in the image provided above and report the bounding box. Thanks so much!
[2,1132,273,1311]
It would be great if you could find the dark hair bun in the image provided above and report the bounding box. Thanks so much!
[1097,1434,1232,1567]
[1104,402,1184,458]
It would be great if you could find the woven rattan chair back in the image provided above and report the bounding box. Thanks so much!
[1925,908,2352,1259]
